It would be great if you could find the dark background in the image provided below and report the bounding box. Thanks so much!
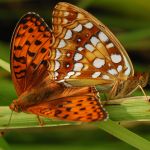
[0,0,150,150]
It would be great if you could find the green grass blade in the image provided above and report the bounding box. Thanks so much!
[0,96,150,130]
[0,136,11,150]
[0,59,10,73]
[99,119,150,150]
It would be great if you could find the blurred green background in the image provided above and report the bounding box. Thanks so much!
[0,0,150,150]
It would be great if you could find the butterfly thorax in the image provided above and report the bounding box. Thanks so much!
[9,82,66,112]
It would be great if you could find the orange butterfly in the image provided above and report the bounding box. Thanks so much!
[50,2,149,99]
[9,12,107,122]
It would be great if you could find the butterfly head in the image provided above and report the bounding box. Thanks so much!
[9,100,22,112]
[135,72,149,87]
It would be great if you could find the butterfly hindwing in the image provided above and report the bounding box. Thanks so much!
[50,2,134,87]
[11,12,52,95]
[27,95,107,122]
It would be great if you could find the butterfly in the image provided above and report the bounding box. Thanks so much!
[49,2,149,99]
[9,12,107,122]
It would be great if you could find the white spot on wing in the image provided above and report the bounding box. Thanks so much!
[93,58,105,68]
[64,71,75,79]
[125,67,130,76]
[73,24,82,32]
[55,49,61,59]
[64,11,69,16]
[66,64,70,68]
[58,39,66,48]
[108,69,118,75]
[64,30,72,40]
[77,13,85,19]
[74,53,83,61]
[92,72,101,78]
[75,72,81,76]
[62,18,68,24]
[77,47,84,51]
[106,43,114,49]
[111,54,122,63]
[84,22,93,29]
[123,55,131,76]
[117,65,122,72]
[77,38,81,42]
[54,72,59,79]
[74,63,83,71]
[85,44,95,52]
[98,32,109,42]
[90,36,100,46]
[54,61,60,71]
[102,75,110,80]
[66,53,71,57]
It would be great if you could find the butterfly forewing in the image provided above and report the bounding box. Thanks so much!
[11,12,52,95]
[50,2,134,87]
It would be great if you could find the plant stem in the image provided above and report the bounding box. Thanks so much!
[0,96,149,130]
[0,59,10,73]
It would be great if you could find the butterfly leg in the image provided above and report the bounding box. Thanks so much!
[108,81,119,100]
[37,115,45,126]
[127,84,148,101]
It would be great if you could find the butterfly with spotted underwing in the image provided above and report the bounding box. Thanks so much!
[9,2,149,123]
[9,12,107,122]
[50,2,149,100]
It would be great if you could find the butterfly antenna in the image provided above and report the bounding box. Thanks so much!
[1,110,14,136]
[7,110,14,126]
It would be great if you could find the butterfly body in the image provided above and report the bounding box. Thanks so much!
[9,2,148,123]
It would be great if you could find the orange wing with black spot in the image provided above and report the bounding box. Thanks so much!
[27,88,108,122]
[11,12,53,95]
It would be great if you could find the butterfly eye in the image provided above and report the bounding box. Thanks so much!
[9,100,21,112]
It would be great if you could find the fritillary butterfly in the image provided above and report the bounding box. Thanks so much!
[9,2,149,123]
[49,2,149,99]
[9,12,107,122]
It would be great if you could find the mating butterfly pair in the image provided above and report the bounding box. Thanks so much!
[9,2,149,122]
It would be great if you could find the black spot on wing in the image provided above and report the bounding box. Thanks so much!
[41,48,46,53]
[35,40,42,45]
[55,110,62,116]
[14,45,22,50]
[66,107,72,112]
[27,50,36,57]
[13,55,26,64]
[23,24,28,29]
[76,103,82,106]
[63,114,69,119]
[31,63,37,69]
[15,69,26,75]
[80,107,86,111]
[25,40,31,45]
[28,28,33,33]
